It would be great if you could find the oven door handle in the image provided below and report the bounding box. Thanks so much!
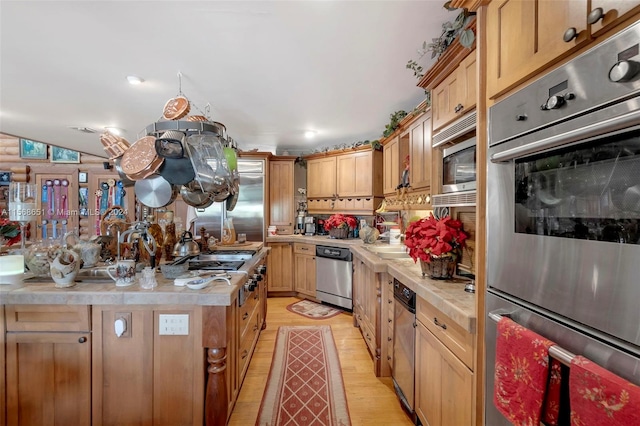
[490,108,640,163]
[488,310,576,366]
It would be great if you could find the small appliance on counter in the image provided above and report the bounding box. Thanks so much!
[304,216,316,236]
[295,201,307,234]
[316,218,328,236]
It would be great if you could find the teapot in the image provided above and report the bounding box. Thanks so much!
[64,232,101,268]
[173,231,200,257]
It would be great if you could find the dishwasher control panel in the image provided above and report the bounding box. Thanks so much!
[394,279,416,311]
[316,245,353,261]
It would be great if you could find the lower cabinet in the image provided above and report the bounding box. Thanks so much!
[383,274,394,374]
[267,243,294,292]
[415,297,474,426]
[294,243,316,298]
[5,305,91,426]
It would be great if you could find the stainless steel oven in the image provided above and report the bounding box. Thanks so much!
[486,21,640,425]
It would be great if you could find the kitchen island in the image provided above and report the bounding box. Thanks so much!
[0,247,269,426]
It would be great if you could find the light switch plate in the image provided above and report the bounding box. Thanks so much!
[158,314,189,335]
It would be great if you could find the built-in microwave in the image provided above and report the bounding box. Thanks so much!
[442,136,476,194]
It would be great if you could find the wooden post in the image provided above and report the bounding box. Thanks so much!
[204,348,227,426]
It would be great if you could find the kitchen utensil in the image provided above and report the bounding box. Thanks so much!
[134,175,177,208]
[173,231,200,257]
[100,132,131,159]
[121,136,164,180]
[162,96,190,120]
[113,157,136,187]
[179,182,213,208]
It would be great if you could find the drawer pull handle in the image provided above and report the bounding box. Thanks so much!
[388,337,392,342]
[78,336,87,343]
[387,355,392,361]
[242,312,249,320]
[388,299,392,304]
[253,325,259,332]
[388,318,392,323]
[241,350,248,359]
[366,334,372,341]
[434,317,447,330]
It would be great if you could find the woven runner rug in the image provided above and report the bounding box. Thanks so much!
[256,325,351,426]
[286,300,342,320]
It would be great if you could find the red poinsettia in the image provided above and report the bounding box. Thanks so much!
[324,214,358,231]
[0,217,21,246]
[404,214,468,263]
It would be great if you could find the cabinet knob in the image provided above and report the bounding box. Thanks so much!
[587,7,604,24]
[515,114,527,121]
[387,355,392,361]
[78,336,87,343]
[563,27,578,42]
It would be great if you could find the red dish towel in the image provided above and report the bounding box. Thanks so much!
[570,355,640,426]
[543,358,563,425]
[493,317,555,425]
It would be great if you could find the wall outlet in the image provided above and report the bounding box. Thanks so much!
[158,314,189,335]
[114,312,131,338]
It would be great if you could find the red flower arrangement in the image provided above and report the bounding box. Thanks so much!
[0,217,21,246]
[404,214,468,263]
[324,214,358,231]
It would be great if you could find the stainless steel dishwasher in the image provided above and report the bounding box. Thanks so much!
[315,245,353,310]
[392,278,417,422]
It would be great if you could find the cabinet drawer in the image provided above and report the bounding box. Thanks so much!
[416,297,474,370]
[360,319,377,357]
[5,305,90,332]
[294,243,315,255]
[238,295,258,337]
[239,308,260,378]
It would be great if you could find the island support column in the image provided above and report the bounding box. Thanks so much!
[202,306,231,426]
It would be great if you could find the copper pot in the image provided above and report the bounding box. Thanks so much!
[121,136,164,180]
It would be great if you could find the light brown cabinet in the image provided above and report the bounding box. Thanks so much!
[266,242,294,292]
[5,305,91,426]
[432,51,476,132]
[307,157,337,198]
[269,158,295,235]
[383,274,394,373]
[293,243,316,298]
[306,149,383,214]
[487,0,640,99]
[383,135,402,195]
[352,257,389,377]
[415,296,474,426]
[409,110,433,191]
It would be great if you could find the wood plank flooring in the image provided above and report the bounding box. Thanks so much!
[229,297,414,426]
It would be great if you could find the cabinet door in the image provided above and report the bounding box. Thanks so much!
[432,71,459,131]
[266,243,293,291]
[409,112,432,191]
[383,136,401,195]
[6,332,91,426]
[458,52,477,115]
[307,157,336,198]
[589,1,640,37]
[269,160,295,233]
[294,253,316,298]
[337,151,373,197]
[415,322,473,426]
[487,0,588,98]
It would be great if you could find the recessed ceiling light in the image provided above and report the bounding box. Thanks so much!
[126,75,144,85]
[304,130,317,139]
[69,126,98,134]
[105,127,124,135]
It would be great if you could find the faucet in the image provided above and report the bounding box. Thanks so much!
[118,219,157,266]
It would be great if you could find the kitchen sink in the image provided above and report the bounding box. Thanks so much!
[75,267,113,281]
[364,245,410,259]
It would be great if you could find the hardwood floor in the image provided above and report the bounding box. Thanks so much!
[229,297,414,426]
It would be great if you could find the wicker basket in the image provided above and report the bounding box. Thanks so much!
[420,255,456,279]
[329,227,349,239]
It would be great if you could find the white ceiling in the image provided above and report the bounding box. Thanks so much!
[0,1,455,158]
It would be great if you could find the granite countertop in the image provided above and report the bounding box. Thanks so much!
[267,234,476,334]
[0,248,269,307]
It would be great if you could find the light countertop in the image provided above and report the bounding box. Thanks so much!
[267,234,476,333]
[0,248,269,307]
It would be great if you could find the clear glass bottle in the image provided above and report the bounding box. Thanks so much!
[221,218,236,245]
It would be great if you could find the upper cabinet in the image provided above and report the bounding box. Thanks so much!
[432,51,477,132]
[487,0,640,99]
[307,157,336,198]
[409,110,433,191]
[306,148,383,214]
[383,134,406,195]
[269,158,295,235]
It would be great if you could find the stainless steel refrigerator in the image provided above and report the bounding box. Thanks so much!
[194,159,265,243]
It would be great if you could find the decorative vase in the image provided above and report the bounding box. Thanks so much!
[50,249,80,288]
[329,227,349,239]
[420,255,456,279]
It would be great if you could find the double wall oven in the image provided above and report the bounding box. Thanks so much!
[486,21,640,424]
